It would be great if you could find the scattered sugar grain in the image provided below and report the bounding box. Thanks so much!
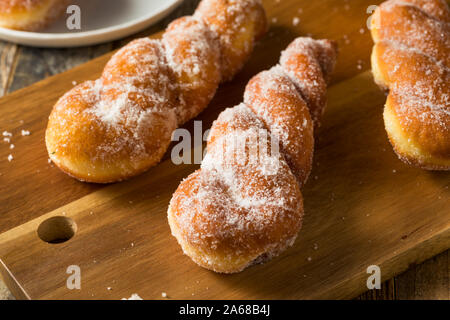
[122,293,142,300]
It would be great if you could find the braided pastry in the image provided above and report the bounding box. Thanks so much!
[168,37,338,273]
[371,0,450,170]
[45,0,267,183]
[0,0,68,31]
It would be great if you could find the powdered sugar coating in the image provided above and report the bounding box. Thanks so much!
[169,105,303,271]
[280,37,338,125]
[375,1,450,66]
[386,0,450,21]
[169,37,338,273]
[244,66,314,186]
[162,16,221,125]
[194,0,267,81]
[45,0,267,183]
[46,39,178,181]
[371,0,450,169]
[378,41,449,156]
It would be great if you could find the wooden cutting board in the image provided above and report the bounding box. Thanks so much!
[0,0,448,300]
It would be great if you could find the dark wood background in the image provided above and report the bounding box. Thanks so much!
[0,0,448,300]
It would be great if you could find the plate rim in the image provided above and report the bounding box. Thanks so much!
[0,0,183,47]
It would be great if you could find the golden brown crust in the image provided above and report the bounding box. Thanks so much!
[194,0,268,81]
[389,0,450,21]
[280,38,338,126]
[384,97,450,170]
[372,0,450,65]
[169,106,304,273]
[46,61,178,183]
[168,37,338,273]
[371,0,450,170]
[45,0,267,183]
[0,0,68,31]
[162,16,221,124]
[244,67,314,187]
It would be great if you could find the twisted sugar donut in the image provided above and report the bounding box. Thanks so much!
[45,0,267,183]
[168,37,338,273]
[0,0,68,31]
[371,0,450,170]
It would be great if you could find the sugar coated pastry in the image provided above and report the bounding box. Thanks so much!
[0,0,68,31]
[371,0,450,170]
[168,37,338,273]
[45,0,267,183]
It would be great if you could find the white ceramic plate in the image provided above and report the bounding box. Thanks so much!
[0,0,183,47]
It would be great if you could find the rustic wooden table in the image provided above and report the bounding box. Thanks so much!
[0,0,448,300]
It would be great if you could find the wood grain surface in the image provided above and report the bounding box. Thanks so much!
[0,0,448,300]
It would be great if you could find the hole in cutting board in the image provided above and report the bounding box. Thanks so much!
[37,216,77,244]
